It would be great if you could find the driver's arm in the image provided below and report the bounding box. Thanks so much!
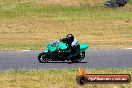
[60,38,67,43]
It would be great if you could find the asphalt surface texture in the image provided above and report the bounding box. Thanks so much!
[0,49,132,71]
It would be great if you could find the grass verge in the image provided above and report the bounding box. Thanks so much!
[0,68,132,88]
[0,0,132,50]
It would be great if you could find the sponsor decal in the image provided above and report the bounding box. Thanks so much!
[76,67,131,85]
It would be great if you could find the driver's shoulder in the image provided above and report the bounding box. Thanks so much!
[72,39,79,45]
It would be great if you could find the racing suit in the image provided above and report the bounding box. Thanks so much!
[60,38,80,61]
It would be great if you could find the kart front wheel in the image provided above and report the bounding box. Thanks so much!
[38,52,50,63]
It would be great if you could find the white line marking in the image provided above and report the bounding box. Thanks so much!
[21,50,31,51]
[125,48,132,49]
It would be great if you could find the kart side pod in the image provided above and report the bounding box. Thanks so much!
[43,43,89,53]
[80,44,89,53]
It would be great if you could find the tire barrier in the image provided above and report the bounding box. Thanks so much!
[104,0,128,8]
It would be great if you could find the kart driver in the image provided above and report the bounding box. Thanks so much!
[60,34,80,61]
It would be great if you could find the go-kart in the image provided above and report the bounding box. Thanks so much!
[38,40,89,63]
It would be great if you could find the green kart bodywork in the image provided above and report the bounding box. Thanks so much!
[38,40,89,63]
[80,44,89,52]
[43,41,89,53]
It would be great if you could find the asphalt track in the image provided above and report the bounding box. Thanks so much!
[0,49,132,71]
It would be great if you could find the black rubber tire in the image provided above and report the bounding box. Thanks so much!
[116,0,128,7]
[70,54,81,63]
[104,0,118,8]
[76,75,87,85]
[71,51,85,63]
[38,52,49,63]
[104,0,128,8]
[104,1,112,8]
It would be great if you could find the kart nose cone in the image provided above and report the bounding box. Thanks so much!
[80,44,89,49]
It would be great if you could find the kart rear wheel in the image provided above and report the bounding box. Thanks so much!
[71,54,81,63]
[71,52,85,63]
[38,52,50,63]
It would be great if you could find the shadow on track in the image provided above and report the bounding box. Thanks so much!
[38,61,87,64]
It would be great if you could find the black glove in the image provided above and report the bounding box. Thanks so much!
[60,38,66,43]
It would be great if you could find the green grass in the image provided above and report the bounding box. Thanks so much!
[0,3,132,20]
[0,68,132,88]
[0,1,132,50]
